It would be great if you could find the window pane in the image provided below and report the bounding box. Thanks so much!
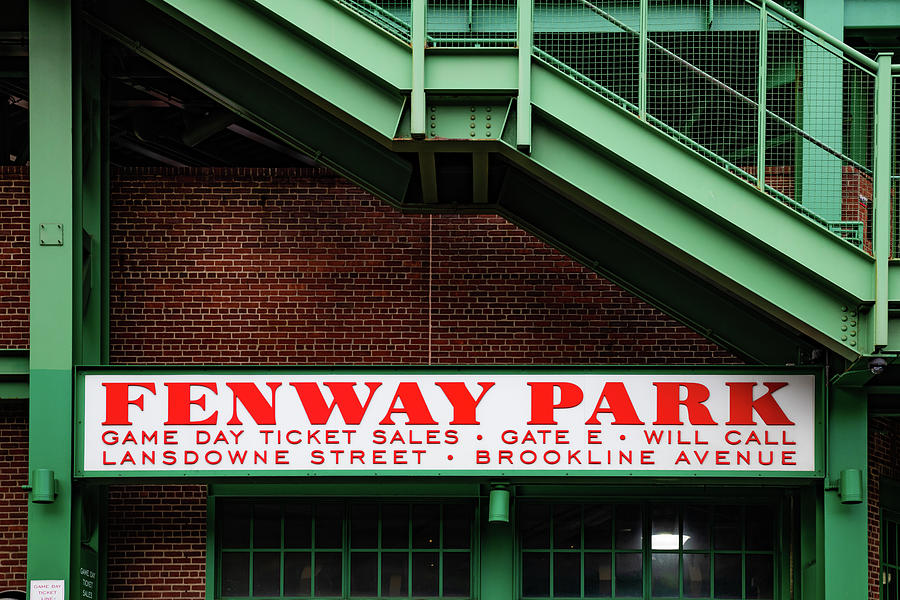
[554,552,581,597]
[382,505,410,549]
[554,504,581,549]
[747,554,774,599]
[316,504,343,549]
[252,552,280,596]
[412,552,440,596]
[714,505,742,550]
[651,505,679,550]
[746,506,774,551]
[521,503,551,549]
[683,553,710,598]
[350,504,378,549]
[443,504,473,549]
[443,552,471,597]
[221,552,250,597]
[315,552,343,597]
[714,554,742,599]
[584,506,613,549]
[412,504,440,549]
[615,553,642,597]
[284,504,312,548]
[381,552,409,597]
[350,552,377,597]
[890,521,898,565]
[284,552,312,596]
[522,552,550,597]
[253,504,281,549]
[584,553,612,598]
[651,553,679,597]
[221,504,251,549]
[683,506,710,550]
[615,505,642,550]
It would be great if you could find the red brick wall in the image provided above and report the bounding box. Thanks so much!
[0,400,28,592]
[0,167,29,349]
[869,417,900,599]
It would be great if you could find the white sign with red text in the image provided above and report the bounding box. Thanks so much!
[81,372,817,474]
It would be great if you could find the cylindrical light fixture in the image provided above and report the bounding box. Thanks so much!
[488,484,510,523]
[839,468,863,504]
[32,469,57,504]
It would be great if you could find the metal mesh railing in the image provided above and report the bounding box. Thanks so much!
[534,0,640,112]
[333,0,412,42]
[427,0,517,47]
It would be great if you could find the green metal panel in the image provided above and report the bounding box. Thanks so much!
[28,0,76,592]
[481,501,514,600]
[425,53,518,93]
[823,386,868,598]
[844,0,900,29]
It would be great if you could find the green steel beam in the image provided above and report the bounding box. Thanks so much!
[756,4,767,191]
[823,385,868,598]
[89,0,414,205]
[28,0,75,590]
[425,53,517,93]
[873,53,893,348]
[480,499,513,600]
[411,0,426,139]
[516,0,532,151]
[498,169,814,363]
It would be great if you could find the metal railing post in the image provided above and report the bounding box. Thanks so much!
[638,0,648,120]
[874,52,893,349]
[756,3,767,190]
[411,0,427,138]
[517,0,533,152]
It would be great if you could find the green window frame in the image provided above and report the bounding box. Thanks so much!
[516,501,778,600]
[881,478,900,599]
[215,499,477,600]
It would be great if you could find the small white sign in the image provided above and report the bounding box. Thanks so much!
[30,580,64,600]
[81,371,818,475]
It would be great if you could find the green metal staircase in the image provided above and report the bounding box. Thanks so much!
[87,0,900,365]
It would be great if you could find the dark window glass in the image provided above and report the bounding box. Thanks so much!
[714,506,742,550]
[254,504,282,549]
[382,505,410,549]
[583,553,612,598]
[315,504,343,549]
[651,553,679,597]
[443,504,472,549]
[412,504,440,549]
[381,552,409,597]
[554,552,582,596]
[283,552,311,596]
[252,552,281,596]
[683,553,710,598]
[746,506,774,551]
[412,552,440,596]
[221,504,251,549]
[350,504,378,549]
[521,503,551,549]
[349,552,378,597]
[614,553,642,597]
[554,504,582,549]
[314,552,342,597]
[284,504,312,549]
[221,552,250,597]
[583,506,612,550]
[443,552,471,597]
[522,552,551,596]
[683,506,711,550]
[714,553,742,599]
[651,505,679,550]
[889,521,898,565]
[747,554,774,599]
[615,505,642,550]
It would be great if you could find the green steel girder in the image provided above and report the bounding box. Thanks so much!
[116,0,883,361]
[89,0,413,205]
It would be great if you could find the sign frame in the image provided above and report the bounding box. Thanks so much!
[74,365,825,479]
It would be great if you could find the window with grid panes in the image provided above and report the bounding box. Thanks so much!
[517,502,777,599]
[217,500,475,599]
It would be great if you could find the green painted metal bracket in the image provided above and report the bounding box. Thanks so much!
[873,53,893,349]
[411,0,426,139]
[88,0,414,205]
[516,0,532,151]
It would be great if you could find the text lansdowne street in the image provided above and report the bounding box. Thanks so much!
[81,372,817,473]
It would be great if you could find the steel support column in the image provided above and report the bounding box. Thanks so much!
[27,0,76,592]
[823,385,868,598]
[480,500,513,600]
